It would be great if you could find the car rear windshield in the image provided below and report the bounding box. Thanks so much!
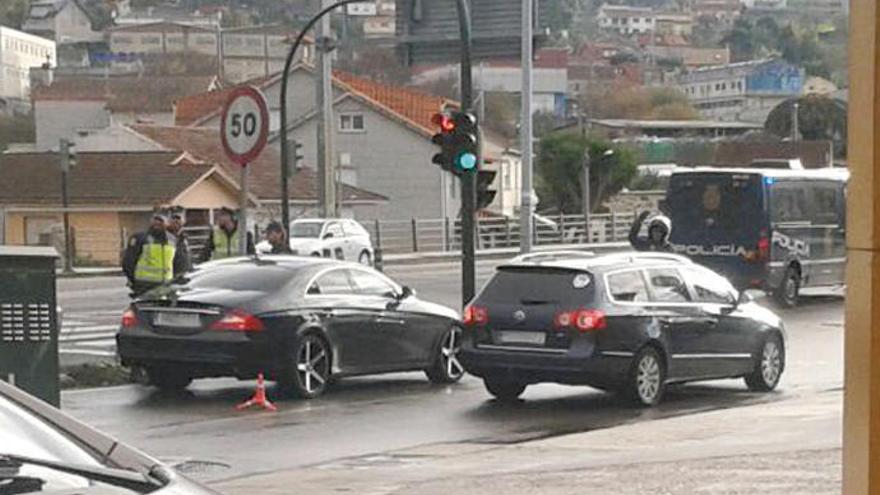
[667,173,764,244]
[479,267,595,305]
[185,265,294,292]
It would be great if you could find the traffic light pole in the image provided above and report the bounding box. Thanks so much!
[454,0,477,307]
[59,139,73,274]
[279,0,365,231]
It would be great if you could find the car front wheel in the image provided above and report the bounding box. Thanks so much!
[425,326,465,384]
[282,334,331,399]
[745,335,784,392]
[623,347,666,407]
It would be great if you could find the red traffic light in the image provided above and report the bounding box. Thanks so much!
[431,112,455,133]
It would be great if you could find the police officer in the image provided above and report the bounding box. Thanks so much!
[122,213,177,298]
[167,207,192,274]
[202,207,255,261]
[264,221,292,254]
[629,210,673,252]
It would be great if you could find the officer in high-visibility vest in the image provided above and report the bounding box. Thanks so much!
[202,207,255,262]
[122,213,177,298]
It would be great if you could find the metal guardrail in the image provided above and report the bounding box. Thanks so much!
[64,212,639,267]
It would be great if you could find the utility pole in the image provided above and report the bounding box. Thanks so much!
[58,139,74,274]
[519,0,534,254]
[454,0,476,306]
[582,148,591,243]
[316,0,337,218]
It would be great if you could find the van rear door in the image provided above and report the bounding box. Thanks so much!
[666,172,768,288]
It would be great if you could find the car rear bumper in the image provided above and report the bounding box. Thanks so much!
[116,328,276,379]
[459,342,632,389]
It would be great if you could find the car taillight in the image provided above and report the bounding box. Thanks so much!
[121,308,138,329]
[463,305,489,326]
[757,229,771,262]
[555,309,606,332]
[209,309,265,332]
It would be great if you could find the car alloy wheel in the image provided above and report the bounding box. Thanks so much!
[626,347,665,407]
[292,334,331,399]
[426,326,465,384]
[746,335,784,392]
[774,266,800,308]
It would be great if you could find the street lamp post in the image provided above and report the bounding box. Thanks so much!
[583,148,614,243]
[279,0,365,231]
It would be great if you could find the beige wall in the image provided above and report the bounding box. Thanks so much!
[176,175,240,209]
[5,211,122,265]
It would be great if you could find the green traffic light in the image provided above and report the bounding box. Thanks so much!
[457,152,477,171]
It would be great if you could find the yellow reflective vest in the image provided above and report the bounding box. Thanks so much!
[134,235,176,283]
[212,226,241,259]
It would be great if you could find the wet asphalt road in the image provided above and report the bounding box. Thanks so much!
[57,261,844,483]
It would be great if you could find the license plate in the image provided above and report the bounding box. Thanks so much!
[496,331,546,345]
[153,312,201,328]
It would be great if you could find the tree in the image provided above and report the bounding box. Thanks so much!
[0,113,35,153]
[336,46,411,86]
[764,96,848,157]
[583,86,699,121]
[0,0,29,30]
[535,134,637,214]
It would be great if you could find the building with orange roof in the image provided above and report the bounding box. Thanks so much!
[172,64,522,220]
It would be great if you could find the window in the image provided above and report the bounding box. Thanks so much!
[343,220,369,238]
[811,182,842,225]
[607,270,649,303]
[141,35,161,45]
[646,268,691,303]
[323,222,344,239]
[682,267,736,305]
[308,269,354,295]
[771,183,811,223]
[339,113,365,132]
[350,269,396,297]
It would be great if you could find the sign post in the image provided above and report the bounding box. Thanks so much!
[221,86,269,255]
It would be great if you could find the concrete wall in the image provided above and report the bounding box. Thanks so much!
[110,29,218,55]
[35,99,110,151]
[285,97,456,221]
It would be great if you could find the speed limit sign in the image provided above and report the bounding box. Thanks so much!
[221,86,269,166]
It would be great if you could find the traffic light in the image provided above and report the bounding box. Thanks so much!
[476,169,497,210]
[431,112,457,174]
[287,139,304,175]
[431,111,479,175]
[451,111,478,173]
[58,139,76,173]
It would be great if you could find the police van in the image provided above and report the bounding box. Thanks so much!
[664,167,848,307]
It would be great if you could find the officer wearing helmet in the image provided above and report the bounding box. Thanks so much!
[629,210,672,252]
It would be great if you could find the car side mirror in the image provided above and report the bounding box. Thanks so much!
[323,232,334,240]
[737,291,754,306]
[398,286,415,300]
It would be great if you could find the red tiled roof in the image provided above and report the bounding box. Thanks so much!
[129,125,388,204]
[173,74,275,126]
[0,152,208,206]
[32,76,217,114]
[332,70,455,136]
[535,48,569,69]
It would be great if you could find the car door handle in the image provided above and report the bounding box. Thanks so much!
[376,316,405,326]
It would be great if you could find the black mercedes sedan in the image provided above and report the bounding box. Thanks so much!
[117,256,464,398]
[459,252,786,407]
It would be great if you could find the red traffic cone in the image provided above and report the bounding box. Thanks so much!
[236,373,277,412]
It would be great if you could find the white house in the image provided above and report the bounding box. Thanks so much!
[597,4,655,36]
[0,27,56,105]
[21,0,102,43]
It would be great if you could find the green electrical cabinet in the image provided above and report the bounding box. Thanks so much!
[0,246,60,407]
